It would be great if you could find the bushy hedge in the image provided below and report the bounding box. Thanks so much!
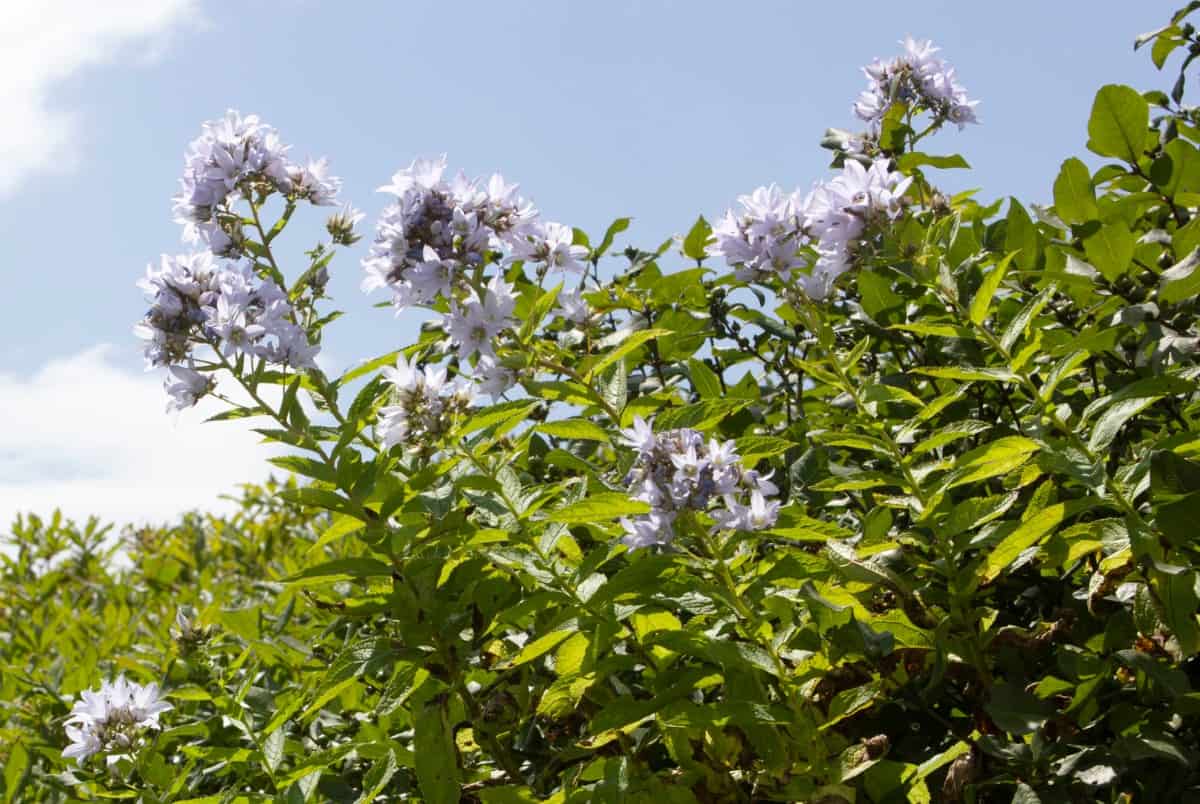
[6,6,1200,802]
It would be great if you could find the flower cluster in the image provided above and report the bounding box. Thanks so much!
[173,110,342,257]
[362,157,590,396]
[62,676,172,766]
[854,36,979,131]
[709,158,911,299]
[617,417,780,550]
[135,254,319,410]
[377,355,475,451]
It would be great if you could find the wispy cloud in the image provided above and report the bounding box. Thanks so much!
[0,0,199,197]
[0,345,280,531]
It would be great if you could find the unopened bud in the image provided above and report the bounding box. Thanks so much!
[326,203,364,246]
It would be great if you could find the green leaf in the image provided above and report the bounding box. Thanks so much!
[267,455,336,483]
[1053,158,1098,225]
[536,418,612,442]
[458,401,539,435]
[687,359,723,398]
[943,436,1041,491]
[735,435,798,464]
[1000,283,1056,352]
[601,359,628,418]
[3,741,27,804]
[896,152,970,170]
[970,252,1017,325]
[595,217,632,259]
[262,727,286,774]
[912,366,1016,383]
[355,750,399,804]
[307,514,367,555]
[478,786,545,803]
[205,405,271,423]
[277,488,366,519]
[586,328,672,381]
[414,691,460,804]
[984,682,1052,735]
[682,215,713,261]
[822,680,883,729]
[1083,221,1136,282]
[1160,248,1200,304]
[1152,569,1200,656]
[1088,395,1162,453]
[337,350,402,387]
[910,420,991,457]
[1161,138,1200,197]
[1087,84,1150,162]
[979,499,1093,584]
[508,629,575,668]
[284,557,392,586]
[889,322,977,339]
[1005,199,1040,270]
[654,399,751,430]
[858,269,902,319]
[519,281,564,340]
[547,492,649,524]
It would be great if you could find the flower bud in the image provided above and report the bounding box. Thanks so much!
[326,203,364,246]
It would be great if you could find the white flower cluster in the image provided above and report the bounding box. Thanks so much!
[377,355,475,451]
[617,417,780,550]
[362,156,590,397]
[173,110,342,257]
[854,36,979,131]
[135,253,320,411]
[62,676,172,766]
[709,158,912,299]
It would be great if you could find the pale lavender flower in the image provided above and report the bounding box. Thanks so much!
[554,289,592,325]
[163,364,212,412]
[852,37,979,133]
[511,222,589,274]
[63,676,172,766]
[617,418,780,550]
[378,355,474,450]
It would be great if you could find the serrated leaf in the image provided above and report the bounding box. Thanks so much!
[536,418,611,442]
[942,436,1041,491]
[547,492,649,524]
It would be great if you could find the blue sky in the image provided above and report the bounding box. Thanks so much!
[0,0,1182,526]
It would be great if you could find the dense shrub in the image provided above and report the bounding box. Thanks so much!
[6,6,1200,802]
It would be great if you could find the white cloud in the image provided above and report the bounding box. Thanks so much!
[0,0,199,197]
[0,345,281,531]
